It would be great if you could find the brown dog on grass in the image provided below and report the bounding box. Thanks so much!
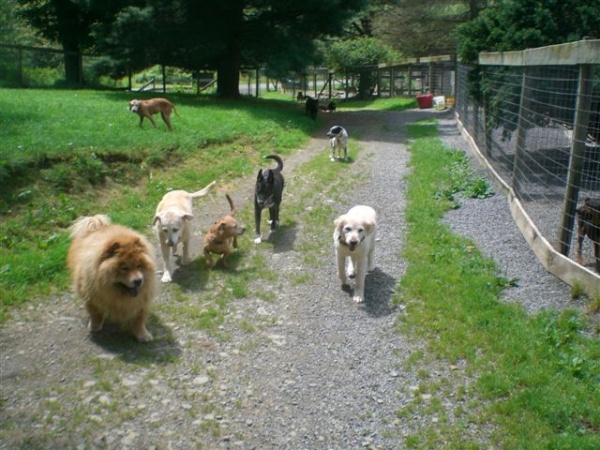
[129,98,178,131]
[576,197,600,273]
[203,194,245,268]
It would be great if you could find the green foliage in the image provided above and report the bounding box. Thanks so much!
[456,0,600,63]
[328,37,400,68]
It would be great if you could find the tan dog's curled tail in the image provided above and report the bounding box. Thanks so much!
[70,214,111,239]
[190,180,217,198]
[225,194,237,215]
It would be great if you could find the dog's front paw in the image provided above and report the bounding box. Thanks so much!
[353,294,364,303]
[161,271,172,283]
[135,329,153,342]
[254,236,262,244]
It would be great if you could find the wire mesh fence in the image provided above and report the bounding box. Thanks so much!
[456,39,600,293]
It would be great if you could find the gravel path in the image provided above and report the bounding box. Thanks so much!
[0,108,577,450]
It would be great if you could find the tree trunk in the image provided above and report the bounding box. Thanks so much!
[216,25,242,98]
[64,50,82,86]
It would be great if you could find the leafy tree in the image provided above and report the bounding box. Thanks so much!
[15,0,129,84]
[374,0,488,57]
[456,0,600,63]
[327,37,399,98]
[92,0,368,98]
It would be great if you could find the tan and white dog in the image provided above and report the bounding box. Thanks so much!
[153,181,216,282]
[129,98,178,131]
[333,205,377,303]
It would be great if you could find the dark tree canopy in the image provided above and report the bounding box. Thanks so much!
[17,0,368,96]
[456,0,600,63]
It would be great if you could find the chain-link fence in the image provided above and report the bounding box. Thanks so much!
[456,39,600,295]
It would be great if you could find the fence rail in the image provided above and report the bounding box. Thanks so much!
[455,39,600,296]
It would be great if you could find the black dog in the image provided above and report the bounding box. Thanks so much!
[576,197,600,272]
[305,96,319,120]
[254,155,285,244]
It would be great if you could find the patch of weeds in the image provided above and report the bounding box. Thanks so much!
[587,294,600,315]
[434,150,494,205]
[570,282,586,300]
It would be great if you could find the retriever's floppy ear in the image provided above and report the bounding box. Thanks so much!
[334,215,346,236]
[152,215,161,226]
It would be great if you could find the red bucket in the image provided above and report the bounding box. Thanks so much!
[416,94,433,109]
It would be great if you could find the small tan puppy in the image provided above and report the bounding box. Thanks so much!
[68,214,156,342]
[203,194,246,268]
[153,180,216,282]
[129,98,178,131]
[333,205,377,303]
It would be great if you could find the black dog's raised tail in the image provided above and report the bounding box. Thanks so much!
[264,154,283,172]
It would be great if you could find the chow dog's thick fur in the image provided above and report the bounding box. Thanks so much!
[203,194,245,268]
[326,125,348,162]
[153,181,216,282]
[305,96,319,120]
[67,215,156,342]
[334,205,377,303]
[576,197,600,272]
[254,155,285,244]
[129,98,178,131]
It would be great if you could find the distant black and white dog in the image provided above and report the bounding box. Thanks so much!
[254,155,285,244]
[326,125,348,162]
[305,96,319,120]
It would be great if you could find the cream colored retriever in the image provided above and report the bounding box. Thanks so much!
[333,205,377,303]
[153,181,216,282]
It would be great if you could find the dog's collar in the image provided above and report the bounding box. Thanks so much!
[210,236,225,245]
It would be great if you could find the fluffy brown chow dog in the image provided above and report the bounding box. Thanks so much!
[129,98,178,131]
[67,214,157,342]
[203,194,245,268]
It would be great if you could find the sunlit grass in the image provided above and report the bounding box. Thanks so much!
[398,120,600,449]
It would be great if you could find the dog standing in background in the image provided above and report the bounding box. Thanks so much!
[576,197,600,272]
[129,98,178,131]
[326,125,349,162]
[254,155,285,244]
[333,205,377,303]
[305,96,319,120]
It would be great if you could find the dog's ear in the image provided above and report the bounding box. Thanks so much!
[267,170,274,183]
[183,213,193,221]
[334,216,346,237]
[152,215,161,226]
[216,222,227,237]
[256,169,263,181]
[101,241,121,261]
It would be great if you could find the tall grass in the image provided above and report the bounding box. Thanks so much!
[398,120,600,449]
